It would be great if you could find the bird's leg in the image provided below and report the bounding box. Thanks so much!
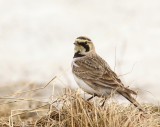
[87,93,97,101]
[100,97,107,107]
[100,90,117,107]
[100,94,112,107]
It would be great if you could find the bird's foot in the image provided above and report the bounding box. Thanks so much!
[87,93,97,101]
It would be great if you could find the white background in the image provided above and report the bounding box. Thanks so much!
[0,0,160,103]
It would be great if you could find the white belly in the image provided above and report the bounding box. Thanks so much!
[73,74,114,97]
[73,74,97,95]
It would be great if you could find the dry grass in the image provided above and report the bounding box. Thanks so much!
[0,82,160,127]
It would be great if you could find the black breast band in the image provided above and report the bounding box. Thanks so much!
[73,51,85,58]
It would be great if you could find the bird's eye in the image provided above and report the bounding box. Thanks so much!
[84,42,87,44]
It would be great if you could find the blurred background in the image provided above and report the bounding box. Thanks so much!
[0,0,160,104]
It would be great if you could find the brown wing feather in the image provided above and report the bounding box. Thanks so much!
[73,53,136,95]
[73,54,120,86]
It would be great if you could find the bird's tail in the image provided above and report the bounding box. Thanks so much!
[118,89,144,112]
[125,87,137,95]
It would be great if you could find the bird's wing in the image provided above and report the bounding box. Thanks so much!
[73,54,137,95]
[73,54,124,90]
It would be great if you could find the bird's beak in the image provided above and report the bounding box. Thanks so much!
[74,42,78,45]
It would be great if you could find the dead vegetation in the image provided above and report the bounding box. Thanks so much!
[0,81,160,127]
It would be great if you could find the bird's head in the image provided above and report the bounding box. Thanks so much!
[73,36,95,58]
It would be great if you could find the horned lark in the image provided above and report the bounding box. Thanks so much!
[72,36,144,111]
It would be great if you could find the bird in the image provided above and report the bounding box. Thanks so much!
[72,36,144,112]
